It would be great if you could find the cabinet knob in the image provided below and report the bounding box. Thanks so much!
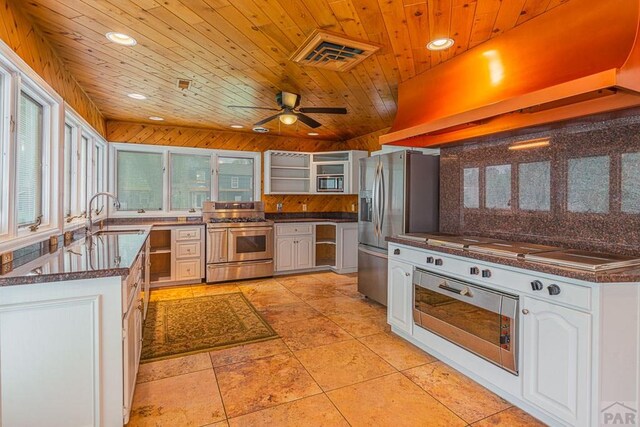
[405,272,410,277]
[470,267,479,275]
[435,259,443,266]
[394,249,400,255]
[530,280,544,291]
[547,284,561,296]
[426,256,434,264]
[481,269,492,278]
[522,309,529,315]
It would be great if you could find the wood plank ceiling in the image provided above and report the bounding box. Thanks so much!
[19,0,567,140]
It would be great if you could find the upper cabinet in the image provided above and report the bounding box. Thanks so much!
[265,150,368,195]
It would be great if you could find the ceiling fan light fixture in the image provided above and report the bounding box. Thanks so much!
[427,37,454,51]
[279,113,298,125]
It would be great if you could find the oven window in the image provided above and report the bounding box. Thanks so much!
[414,285,502,345]
[236,235,266,253]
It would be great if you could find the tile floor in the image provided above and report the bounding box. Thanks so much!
[127,272,546,427]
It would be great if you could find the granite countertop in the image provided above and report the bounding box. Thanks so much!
[387,236,640,284]
[266,212,357,223]
[105,217,206,227]
[0,228,151,286]
[272,218,357,223]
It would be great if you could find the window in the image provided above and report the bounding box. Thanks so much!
[463,167,479,208]
[117,151,164,211]
[622,152,640,213]
[170,153,211,210]
[518,161,551,211]
[567,156,609,213]
[485,164,511,209]
[218,157,255,202]
[63,124,74,217]
[16,91,44,227]
[94,142,106,213]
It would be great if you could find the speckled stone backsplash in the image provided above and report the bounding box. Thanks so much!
[439,112,640,256]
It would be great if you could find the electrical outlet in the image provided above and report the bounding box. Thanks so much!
[276,202,283,212]
[351,203,356,212]
[302,204,307,212]
[1,251,13,264]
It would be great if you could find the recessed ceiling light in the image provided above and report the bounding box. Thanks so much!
[127,93,147,100]
[105,32,137,46]
[230,124,244,129]
[426,38,454,51]
[252,126,269,133]
[148,116,164,121]
[307,132,319,136]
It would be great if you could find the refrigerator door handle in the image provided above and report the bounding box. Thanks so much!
[379,163,385,234]
[372,161,380,237]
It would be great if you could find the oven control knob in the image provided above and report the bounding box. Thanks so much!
[470,267,479,275]
[435,259,443,266]
[426,256,434,264]
[394,249,401,255]
[482,269,492,278]
[547,284,561,296]
[530,280,544,291]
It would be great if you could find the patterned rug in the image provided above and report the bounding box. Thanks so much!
[141,293,278,362]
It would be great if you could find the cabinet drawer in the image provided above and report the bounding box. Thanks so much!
[175,259,201,280]
[176,227,201,241]
[276,224,313,236]
[175,241,201,259]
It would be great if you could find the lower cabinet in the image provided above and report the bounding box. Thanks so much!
[521,296,591,427]
[123,293,143,422]
[387,259,413,335]
[275,234,314,271]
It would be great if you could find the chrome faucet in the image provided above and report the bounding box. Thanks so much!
[86,192,120,235]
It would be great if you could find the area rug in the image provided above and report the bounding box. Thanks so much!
[141,293,278,362]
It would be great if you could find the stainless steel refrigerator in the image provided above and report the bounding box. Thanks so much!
[357,151,439,305]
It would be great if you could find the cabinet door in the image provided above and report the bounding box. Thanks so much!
[340,226,358,270]
[522,297,591,426]
[295,235,314,270]
[175,259,200,281]
[123,301,137,420]
[387,259,413,334]
[275,237,295,272]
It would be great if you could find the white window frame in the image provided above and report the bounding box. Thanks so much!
[109,142,261,217]
[0,40,63,253]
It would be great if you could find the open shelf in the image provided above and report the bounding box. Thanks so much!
[315,257,336,267]
[316,239,336,245]
[150,248,171,254]
[315,224,336,267]
[150,230,172,283]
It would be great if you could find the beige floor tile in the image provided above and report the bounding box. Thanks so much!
[315,272,358,286]
[358,332,436,370]
[327,372,466,427]
[306,295,381,317]
[127,370,225,427]
[404,361,512,424]
[334,283,361,298]
[327,311,390,338]
[257,301,323,327]
[192,284,241,297]
[227,394,348,427]
[240,283,302,308]
[201,422,229,427]
[149,285,194,302]
[215,353,322,417]
[275,273,327,288]
[137,352,212,383]
[275,315,352,351]
[295,340,396,391]
[471,406,547,426]
[286,281,347,300]
[209,338,291,367]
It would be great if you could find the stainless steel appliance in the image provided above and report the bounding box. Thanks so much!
[358,151,439,305]
[413,268,519,374]
[203,201,274,282]
[317,175,344,192]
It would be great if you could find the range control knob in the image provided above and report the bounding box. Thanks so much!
[547,284,561,296]
[426,256,434,264]
[470,267,480,275]
[394,249,401,255]
[482,269,492,278]
[435,259,443,266]
[530,280,544,291]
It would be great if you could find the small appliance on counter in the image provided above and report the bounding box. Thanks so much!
[357,151,440,305]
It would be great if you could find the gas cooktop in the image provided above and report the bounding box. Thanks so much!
[209,218,268,223]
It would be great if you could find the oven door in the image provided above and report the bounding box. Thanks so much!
[413,269,518,374]
[228,227,274,262]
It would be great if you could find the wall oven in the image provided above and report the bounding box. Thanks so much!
[413,269,519,374]
[317,175,344,192]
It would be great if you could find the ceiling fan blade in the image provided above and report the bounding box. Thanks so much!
[298,107,347,114]
[254,113,282,126]
[295,113,322,129]
[228,105,281,111]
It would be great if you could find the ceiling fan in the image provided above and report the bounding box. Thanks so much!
[228,91,347,128]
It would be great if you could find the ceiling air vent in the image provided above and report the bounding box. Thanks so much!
[176,78,192,90]
[291,30,380,72]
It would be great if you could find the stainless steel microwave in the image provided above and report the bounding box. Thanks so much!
[317,175,344,192]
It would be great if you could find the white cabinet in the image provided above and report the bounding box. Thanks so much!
[150,225,204,286]
[265,150,367,195]
[296,235,314,269]
[387,259,413,335]
[337,223,358,273]
[522,296,591,427]
[275,234,314,272]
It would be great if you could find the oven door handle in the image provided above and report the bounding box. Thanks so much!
[438,283,473,297]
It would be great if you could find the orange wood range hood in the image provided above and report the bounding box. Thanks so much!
[381,0,640,147]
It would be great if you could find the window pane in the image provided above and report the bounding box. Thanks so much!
[94,143,105,213]
[622,152,640,213]
[170,154,211,210]
[519,161,551,211]
[63,124,73,217]
[80,135,89,208]
[16,92,43,226]
[463,167,479,208]
[485,164,511,209]
[568,156,609,213]
[218,157,254,201]
[117,151,164,211]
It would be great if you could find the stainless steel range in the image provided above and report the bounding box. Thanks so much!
[203,201,274,283]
